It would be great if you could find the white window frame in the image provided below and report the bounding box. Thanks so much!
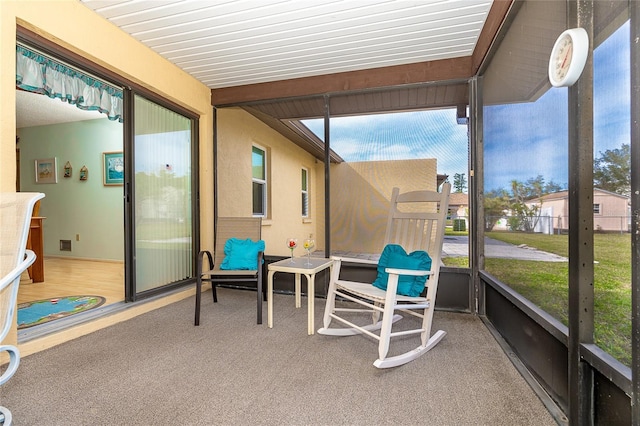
[252,144,267,217]
[301,167,309,218]
[593,203,601,215]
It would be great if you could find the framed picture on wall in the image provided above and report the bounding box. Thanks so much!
[103,151,124,186]
[34,157,57,184]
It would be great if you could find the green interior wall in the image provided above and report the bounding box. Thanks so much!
[18,117,124,261]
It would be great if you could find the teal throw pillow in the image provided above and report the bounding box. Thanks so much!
[220,238,265,270]
[372,244,432,297]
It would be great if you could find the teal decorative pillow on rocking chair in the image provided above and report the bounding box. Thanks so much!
[372,244,432,297]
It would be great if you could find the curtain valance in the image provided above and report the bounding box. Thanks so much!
[16,45,123,123]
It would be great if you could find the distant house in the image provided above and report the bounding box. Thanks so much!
[527,189,630,233]
[448,192,469,229]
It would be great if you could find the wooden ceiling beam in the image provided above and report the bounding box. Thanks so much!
[211,56,472,106]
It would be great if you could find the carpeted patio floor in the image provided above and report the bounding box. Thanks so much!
[2,287,557,425]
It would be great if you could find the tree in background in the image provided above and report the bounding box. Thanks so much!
[453,173,467,193]
[594,144,630,196]
[507,179,539,232]
[484,175,565,232]
[484,189,510,231]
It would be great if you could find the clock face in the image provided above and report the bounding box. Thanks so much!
[548,28,589,87]
[551,34,573,83]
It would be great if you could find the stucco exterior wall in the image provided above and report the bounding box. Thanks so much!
[594,192,629,216]
[329,159,437,254]
[216,108,325,257]
[216,111,438,256]
[1,0,214,250]
[594,192,630,232]
[532,198,566,231]
[531,191,630,232]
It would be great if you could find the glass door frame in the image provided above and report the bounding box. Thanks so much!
[16,26,202,305]
[123,89,200,302]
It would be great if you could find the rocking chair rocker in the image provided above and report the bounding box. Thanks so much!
[318,184,451,368]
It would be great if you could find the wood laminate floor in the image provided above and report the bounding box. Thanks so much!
[18,257,125,306]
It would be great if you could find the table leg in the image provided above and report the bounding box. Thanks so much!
[295,273,301,308]
[268,270,276,328]
[307,273,315,335]
[257,267,263,325]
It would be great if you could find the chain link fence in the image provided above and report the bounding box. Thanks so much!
[484,215,631,234]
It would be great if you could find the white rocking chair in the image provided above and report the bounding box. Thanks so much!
[0,192,45,425]
[318,184,451,368]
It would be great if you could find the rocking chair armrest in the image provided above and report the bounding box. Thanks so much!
[384,267,432,277]
[330,255,378,266]
[383,268,431,298]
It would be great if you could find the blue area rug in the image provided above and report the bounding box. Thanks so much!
[17,296,106,329]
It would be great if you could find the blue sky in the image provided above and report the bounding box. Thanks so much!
[303,109,468,181]
[304,21,630,193]
[135,130,192,176]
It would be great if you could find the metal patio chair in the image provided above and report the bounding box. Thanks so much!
[194,217,265,326]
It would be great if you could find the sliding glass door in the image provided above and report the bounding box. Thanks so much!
[129,95,195,297]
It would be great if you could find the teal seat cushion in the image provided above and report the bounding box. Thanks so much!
[220,238,265,270]
[372,244,432,297]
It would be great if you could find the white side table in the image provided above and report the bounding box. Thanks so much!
[267,257,333,335]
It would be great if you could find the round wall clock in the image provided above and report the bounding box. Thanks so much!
[548,27,589,87]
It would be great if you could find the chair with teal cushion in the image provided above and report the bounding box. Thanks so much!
[0,192,45,425]
[194,217,265,325]
[372,244,432,297]
[318,184,450,368]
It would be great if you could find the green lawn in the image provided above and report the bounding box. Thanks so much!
[135,220,192,249]
[444,228,469,237]
[443,231,632,366]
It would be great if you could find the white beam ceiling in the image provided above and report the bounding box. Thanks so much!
[80,0,493,89]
